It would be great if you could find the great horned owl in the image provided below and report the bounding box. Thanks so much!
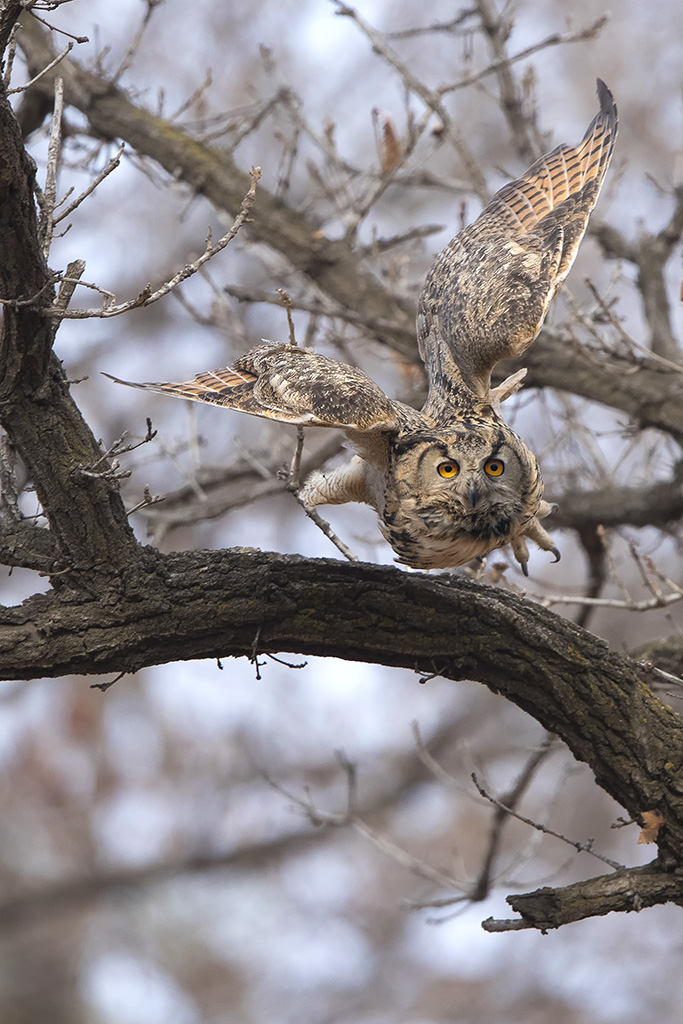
[107,80,617,575]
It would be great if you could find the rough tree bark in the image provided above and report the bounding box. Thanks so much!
[1,7,683,932]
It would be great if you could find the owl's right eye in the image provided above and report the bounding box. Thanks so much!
[437,461,459,478]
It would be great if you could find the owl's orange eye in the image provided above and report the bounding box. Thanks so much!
[484,458,505,477]
[437,461,459,479]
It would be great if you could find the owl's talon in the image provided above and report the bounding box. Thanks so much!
[550,546,561,563]
[549,503,559,515]
[520,560,529,577]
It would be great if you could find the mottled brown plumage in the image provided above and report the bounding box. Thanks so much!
[106,81,617,574]
[417,78,618,411]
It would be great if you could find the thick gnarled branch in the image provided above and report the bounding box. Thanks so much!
[1,548,683,850]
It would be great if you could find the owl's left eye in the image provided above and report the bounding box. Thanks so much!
[484,458,505,477]
[437,461,459,478]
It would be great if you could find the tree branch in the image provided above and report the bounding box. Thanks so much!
[511,330,683,442]
[2,548,683,857]
[483,862,683,932]
[0,67,137,578]
[551,471,683,532]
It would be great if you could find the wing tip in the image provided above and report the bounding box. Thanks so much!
[596,77,618,128]
[101,371,142,389]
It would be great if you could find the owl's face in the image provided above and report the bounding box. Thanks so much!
[381,424,542,568]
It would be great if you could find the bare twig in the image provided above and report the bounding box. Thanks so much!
[538,591,683,614]
[27,9,88,45]
[480,916,531,932]
[468,737,556,902]
[359,222,444,256]
[110,0,161,84]
[471,772,623,871]
[38,75,63,258]
[46,167,262,318]
[387,11,477,39]
[78,420,157,480]
[285,427,305,492]
[224,282,406,336]
[585,279,683,372]
[127,486,165,516]
[266,757,462,891]
[333,1,487,201]
[53,144,125,225]
[474,0,539,160]
[281,429,360,562]
[410,728,556,910]
[53,258,85,314]
[90,671,125,692]
[7,40,73,95]
[439,15,608,98]
[296,501,360,562]
[278,288,297,346]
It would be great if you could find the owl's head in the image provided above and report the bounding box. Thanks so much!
[387,422,542,543]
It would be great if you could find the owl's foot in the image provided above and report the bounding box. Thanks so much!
[537,499,559,519]
[511,516,560,576]
[511,535,531,576]
[298,456,375,511]
[490,367,528,411]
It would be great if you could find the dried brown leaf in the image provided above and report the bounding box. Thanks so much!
[637,809,666,844]
[381,118,401,175]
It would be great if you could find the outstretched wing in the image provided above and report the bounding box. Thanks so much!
[417,79,618,409]
[104,342,399,432]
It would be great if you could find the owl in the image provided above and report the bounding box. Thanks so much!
[106,81,617,575]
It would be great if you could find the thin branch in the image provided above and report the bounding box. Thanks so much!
[438,16,608,97]
[294,498,360,562]
[27,9,88,45]
[53,258,85,314]
[358,222,444,256]
[126,485,165,516]
[110,0,161,85]
[7,39,73,95]
[46,167,261,319]
[333,1,488,201]
[474,0,539,160]
[38,74,63,258]
[471,773,623,871]
[387,11,478,40]
[281,430,360,563]
[411,727,557,909]
[469,737,556,902]
[585,279,683,372]
[266,758,462,891]
[77,419,157,480]
[53,143,124,225]
[277,288,297,346]
[538,591,683,614]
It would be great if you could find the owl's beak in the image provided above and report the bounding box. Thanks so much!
[468,482,480,508]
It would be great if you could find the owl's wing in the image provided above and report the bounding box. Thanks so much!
[417,79,618,407]
[104,342,399,433]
